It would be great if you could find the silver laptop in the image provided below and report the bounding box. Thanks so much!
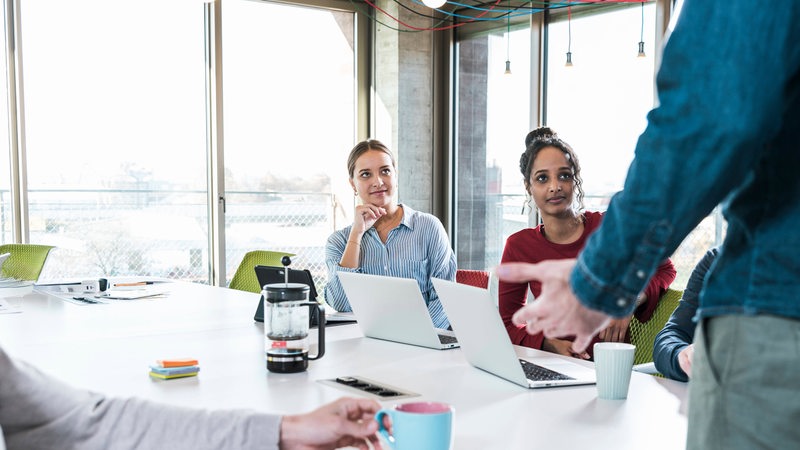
[432,278,596,388]
[337,272,459,350]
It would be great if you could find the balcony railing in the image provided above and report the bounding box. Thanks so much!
[1,189,724,298]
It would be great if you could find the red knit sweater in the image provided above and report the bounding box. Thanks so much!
[498,211,677,358]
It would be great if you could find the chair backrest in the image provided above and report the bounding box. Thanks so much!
[629,288,683,366]
[455,269,490,289]
[228,250,295,293]
[0,244,55,282]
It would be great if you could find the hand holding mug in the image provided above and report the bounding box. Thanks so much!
[375,401,454,450]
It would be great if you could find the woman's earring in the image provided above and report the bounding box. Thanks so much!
[353,190,358,196]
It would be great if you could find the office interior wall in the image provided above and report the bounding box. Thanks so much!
[454,37,489,270]
[373,0,437,215]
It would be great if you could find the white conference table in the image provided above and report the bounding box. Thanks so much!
[0,282,688,449]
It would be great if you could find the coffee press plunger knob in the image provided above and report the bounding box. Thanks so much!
[281,256,291,285]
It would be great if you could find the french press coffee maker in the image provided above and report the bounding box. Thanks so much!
[263,256,325,373]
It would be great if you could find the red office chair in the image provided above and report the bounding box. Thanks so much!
[455,269,490,289]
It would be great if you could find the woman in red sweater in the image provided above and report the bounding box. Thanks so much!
[499,127,676,360]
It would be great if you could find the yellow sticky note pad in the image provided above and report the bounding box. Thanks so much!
[149,370,199,380]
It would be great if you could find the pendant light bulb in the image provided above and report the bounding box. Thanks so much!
[504,60,512,75]
[637,2,646,58]
[421,0,447,8]
[565,51,573,67]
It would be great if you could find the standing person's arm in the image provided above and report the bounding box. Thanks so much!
[653,248,718,381]
[501,0,798,351]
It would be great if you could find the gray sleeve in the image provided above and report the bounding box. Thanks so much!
[0,348,281,450]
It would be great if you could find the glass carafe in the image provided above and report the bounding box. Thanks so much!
[263,282,325,373]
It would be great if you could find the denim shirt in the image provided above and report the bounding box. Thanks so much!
[324,204,457,329]
[570,0,800,321]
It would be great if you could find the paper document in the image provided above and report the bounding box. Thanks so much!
[0,298,22,314]
[95,288,169,300]
[0,277,34,298]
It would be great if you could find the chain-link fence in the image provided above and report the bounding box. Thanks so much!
[4,189,724,296]
[6,189,336,297]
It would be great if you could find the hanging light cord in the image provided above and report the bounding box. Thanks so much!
[640,1,644,43]
[506,1,511,58]
[567,5,572,54]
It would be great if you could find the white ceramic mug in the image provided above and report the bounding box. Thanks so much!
[594,342,635,399]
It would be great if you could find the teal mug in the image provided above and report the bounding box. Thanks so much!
[375,401,454,450]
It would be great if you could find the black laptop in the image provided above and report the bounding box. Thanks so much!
[253,265,320,324]
[253,265,357,327]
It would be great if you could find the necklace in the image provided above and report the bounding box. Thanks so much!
[541,213,585,244]
[375,209,402,236]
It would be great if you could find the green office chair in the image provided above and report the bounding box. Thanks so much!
[0,244,55,282]
[629,288,684,366]
[228,250,295,293]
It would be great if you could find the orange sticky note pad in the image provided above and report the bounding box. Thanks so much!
[156,358,199,368]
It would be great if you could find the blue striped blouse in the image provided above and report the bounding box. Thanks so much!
[324,204,457,329]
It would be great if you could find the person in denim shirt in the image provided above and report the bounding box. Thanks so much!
[496,0,800,448]
[324,139,457,329]
[653,247,718,382]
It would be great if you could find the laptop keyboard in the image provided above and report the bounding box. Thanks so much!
[438,334,458,345]
[519,359,575,381]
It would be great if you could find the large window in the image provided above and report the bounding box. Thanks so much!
[0,17,9,245]
[546,3,724,287]
[22,0,209,281]
[221,0,357,291]
[3,0,362,289]
[546,4,656,204]
[455,25,531,270]
[454,2,721,287]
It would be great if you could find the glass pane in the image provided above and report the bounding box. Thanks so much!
[546,3,724,288]
[221,0,356,292]
[22,0,209,281]
[455,27,531,270]
[546,4,656,205]
[0,18,10,244]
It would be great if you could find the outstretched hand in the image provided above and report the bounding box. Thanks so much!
[279,397,383,450]
[495,259,611,354]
